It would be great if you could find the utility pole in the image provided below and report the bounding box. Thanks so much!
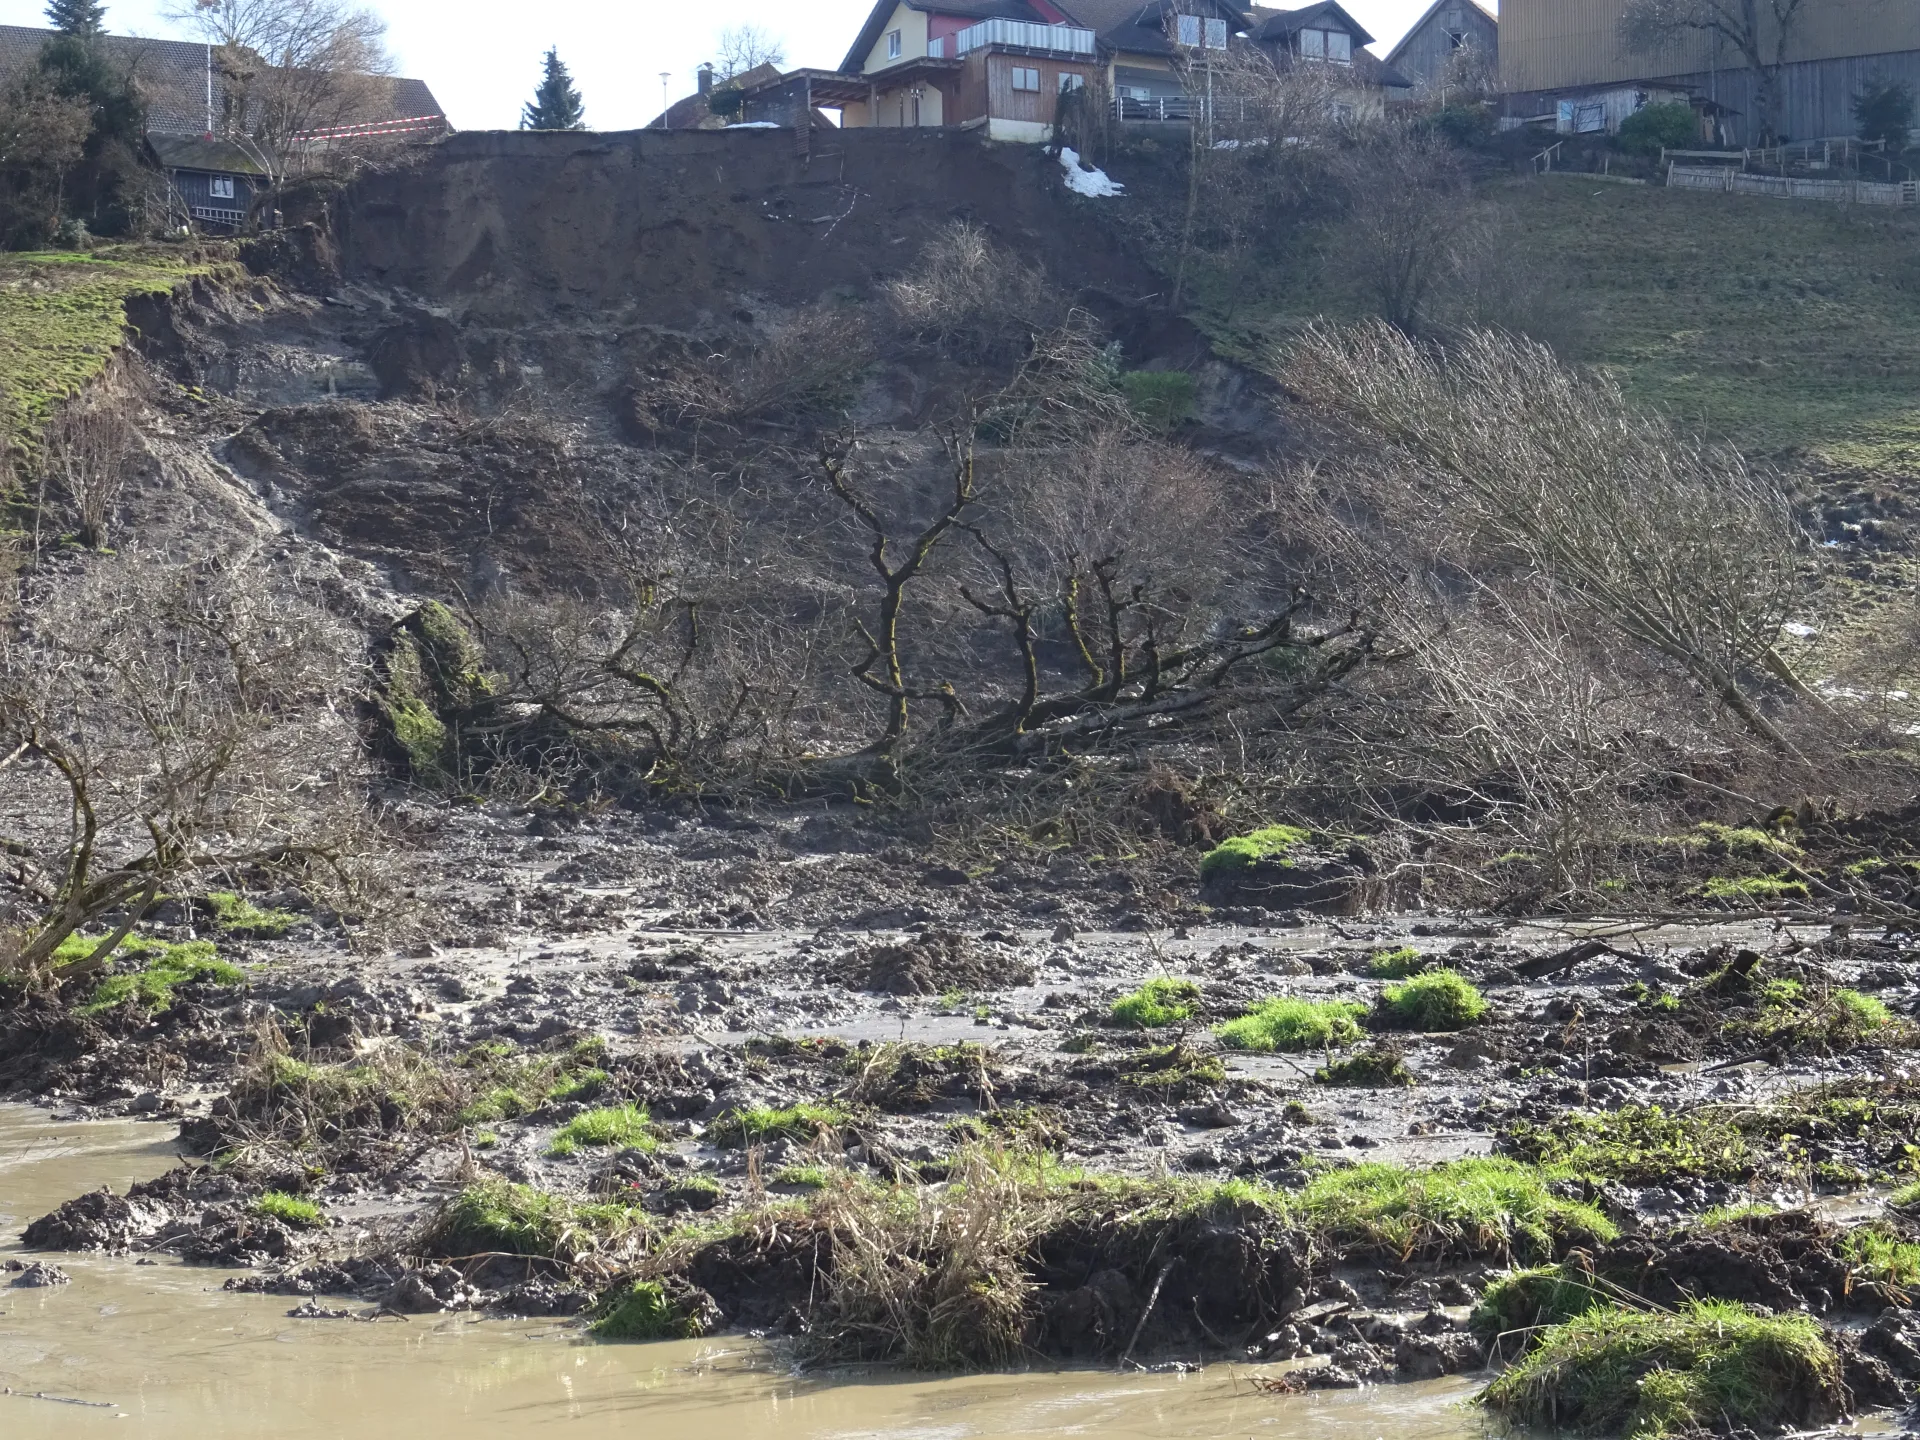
[659,72,672,128]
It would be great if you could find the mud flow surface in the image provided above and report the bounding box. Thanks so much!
[0,1104,1481,1440]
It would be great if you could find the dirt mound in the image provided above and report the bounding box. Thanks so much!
[337,130,1161,329]
[827,929,1035,996]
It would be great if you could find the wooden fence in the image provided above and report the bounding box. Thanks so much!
[1667,163,1917,206]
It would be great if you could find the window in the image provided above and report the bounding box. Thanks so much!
[1058,71,1085,93]
[209,175,236,199]
[1175,13,1200,46]
[886,28,902,58]
[1447,29,1466,48]
[1204,17,1228,49]
[1011,66,1040,92]
[1300,27,1351,62]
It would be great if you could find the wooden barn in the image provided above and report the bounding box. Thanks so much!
[1383,0,1497,98]
[1498,0,1920,144]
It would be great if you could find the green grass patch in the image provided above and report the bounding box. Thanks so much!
[1297,1156,1616,1263]
[1478,1299,1844,1438]
[1109,977,1200,1028]
[1471,1263,1614,1339]
[1367,945,1426,978]
[1503,1105,1758,1186]
[547,1104,655,1158]
[1215,996,1364,1052]
[1700,1200,1778,1227]
[252,1190,323,1228]
[1701,874,1810,902]
[1377,968,1487,1030]
[423,1178,593,1258]
[204,892,299,939]
[1117,1042,1226,1092]
[1841,1225,1920,1296]
[1117,369,1197,431]
[1198,824,1311,881]
[590,1279,711,1341]
[71,937,242,1014]
[773,1164,832,1190]
[706,1101,849,1148]
[0,245,225,455]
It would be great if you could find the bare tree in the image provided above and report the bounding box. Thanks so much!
[1281,322,1815,748]
[168,0,395,180]
[1619,0,1811,144]
[0,546,384,987]
[1332,128,1473,334]
[715,24,785,80]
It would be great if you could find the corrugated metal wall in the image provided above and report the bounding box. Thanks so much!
[1503,0,1920,93]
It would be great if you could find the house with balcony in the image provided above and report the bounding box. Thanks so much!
[831,0,1405,138]
[835,0,1255,139]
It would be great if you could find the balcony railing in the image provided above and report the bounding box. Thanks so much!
[1114,94,1204,122]
[928,20,1096,58]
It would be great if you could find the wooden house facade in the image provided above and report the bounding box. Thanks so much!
[1498,0,1920,143]
[1383,0,1496,97]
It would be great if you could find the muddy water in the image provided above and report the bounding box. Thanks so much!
[0,1106,1483,1440]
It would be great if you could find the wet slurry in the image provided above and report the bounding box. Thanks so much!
[0,1106,1482,1440]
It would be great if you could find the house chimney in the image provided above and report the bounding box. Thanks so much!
[697,64,715,96]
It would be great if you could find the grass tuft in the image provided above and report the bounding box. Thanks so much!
[1298,1156,1616,1263]
[590,1279,712,1340]
[1314,1042,1415,1087]
[1478,1299,1844,1438]
[1198,824,1311,881]
[707,1101,849,1148]
[68,936,242,1014]
[205,892,298,939]
[1109,977,1200,1028]
[547,1104,655,1158]
[1367,945,1426,978]
[252,1190,323,1228]
[1377,968,1487,1030]
[1216,996,1364,1052]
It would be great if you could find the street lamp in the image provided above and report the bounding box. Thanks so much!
[660,72,672,128]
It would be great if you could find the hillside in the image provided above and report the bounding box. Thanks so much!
[1186,172,1920,476]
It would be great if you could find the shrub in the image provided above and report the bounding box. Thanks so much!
[1109,977,1201,1027]
[547,1104,655,1158]
[1478,1300,1844,1438]
[253,1191,323,1228]
[1378,968,1487,1030]
[1618,101,1698,156]
[1198,824,1310,881]
[1216,996,1364,1052]
[1854,78,1915,151]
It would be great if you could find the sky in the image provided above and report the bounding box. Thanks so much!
[0,0,1454,131]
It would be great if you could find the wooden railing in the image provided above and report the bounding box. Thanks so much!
[1667,162,1917,206]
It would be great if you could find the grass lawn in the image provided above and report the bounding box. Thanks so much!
[0,244,225,456]
[1191,174,1920,473]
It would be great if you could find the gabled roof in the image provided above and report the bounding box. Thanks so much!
[840,0,1054,74]
[147,132,269,175]
[1053,0,1255,60]
[1382,0,1494,68]
[1247,2,1376,46]
[0,23,444,136]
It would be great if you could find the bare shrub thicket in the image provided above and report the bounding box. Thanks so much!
[628,305,878,445]
[885,223,1067,365]
[35,364,143,552]
[1328,131,1474,334]
[0,547,389,985]
[1283,322,1813,746]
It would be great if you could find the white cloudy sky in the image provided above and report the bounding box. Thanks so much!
[0,0,1457,130]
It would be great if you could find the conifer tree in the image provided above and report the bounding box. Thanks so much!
[44,0,107,37]
[521,48,585,131]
